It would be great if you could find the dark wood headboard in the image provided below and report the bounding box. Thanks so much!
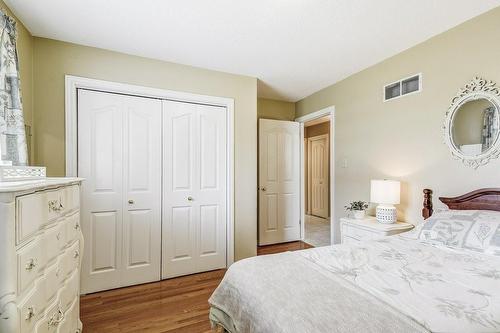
[422,188,500,219]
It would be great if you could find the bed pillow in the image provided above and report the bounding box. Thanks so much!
[418,209,500,256]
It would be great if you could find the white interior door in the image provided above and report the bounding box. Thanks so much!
[308,134,329,218]
[162,100,227,279]
[258,119,300,245]
[78,89,162,293]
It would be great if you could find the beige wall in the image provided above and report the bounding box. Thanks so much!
[0,1,34,162]
[33,38,257,260]
[296,7,500,242]
[257,97,295,120]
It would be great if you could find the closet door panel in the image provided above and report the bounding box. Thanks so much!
[126,210,153,265]
[171,207,193,258]
[79,90,161,293]
[122,98,162,285]
[172,112,194,191]
[90,211,118,273]
[162,101,227,278]
[162,101,199,278]
[196,105,226,271]
[78,90,124,293]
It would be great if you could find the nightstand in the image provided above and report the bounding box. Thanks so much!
[340,216,414,245]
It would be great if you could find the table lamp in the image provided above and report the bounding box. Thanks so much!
[370,179,400,224]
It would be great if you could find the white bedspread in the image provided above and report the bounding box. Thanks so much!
[209,236,500,333]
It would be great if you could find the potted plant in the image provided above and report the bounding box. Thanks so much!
[345,201,369,219]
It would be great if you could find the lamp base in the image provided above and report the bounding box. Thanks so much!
[376,205,397,224]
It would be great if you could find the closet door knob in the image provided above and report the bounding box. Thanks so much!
[128,199,134,204]
[187,196,194,201]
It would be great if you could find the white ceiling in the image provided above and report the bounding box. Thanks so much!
[7,0,500,101]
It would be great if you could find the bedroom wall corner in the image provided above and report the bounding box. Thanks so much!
[257,97,295,121]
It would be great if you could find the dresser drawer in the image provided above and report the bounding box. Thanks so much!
[16,192,46,245]
[62,241,80,278]
[46,189,65,221]
[58,298,78,333]
[342,224,374,241]
[17,237,45,294]
[45,260,63,303]
[64,185,80,213]
[18,277,46,333]
[35,300,63,333]
[65,213,81,245]
[342,235,362,245]
[44,223,66,264]
[17,188,67,245]
[59,271,79,312]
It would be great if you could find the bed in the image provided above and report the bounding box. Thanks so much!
[208,188,500,333]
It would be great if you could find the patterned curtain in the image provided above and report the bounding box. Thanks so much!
[0,11,27,166]
[482,106,498,151]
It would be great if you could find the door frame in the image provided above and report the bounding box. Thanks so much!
[295,106,335,244]
[307,134,329,218]
[65,75,235,266]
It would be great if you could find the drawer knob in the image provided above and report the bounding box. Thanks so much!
[48,200,58,212]
[74,223,80,230]
[48,200,63,212]
[48,308,64,327]
[74,250,80,259]
[25,306,35,321]
[25,258,37,271]
[128,199,134,204]
[187,196,194,201]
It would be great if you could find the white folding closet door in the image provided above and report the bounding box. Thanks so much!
[162,100,227,279]
[78,89,162,294]
[258,119,301,245]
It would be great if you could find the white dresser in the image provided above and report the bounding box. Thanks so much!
[0,178,83,333]
[340,216,414,245]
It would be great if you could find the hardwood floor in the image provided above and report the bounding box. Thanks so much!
[257,240,314,255]
[80,241,312,332]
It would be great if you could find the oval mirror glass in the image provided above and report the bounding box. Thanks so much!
[451,99,499,156]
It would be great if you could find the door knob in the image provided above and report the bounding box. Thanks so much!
[128,199,134,204]
[187,196,194,201]
[261,187,266,192]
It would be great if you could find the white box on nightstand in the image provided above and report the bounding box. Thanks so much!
[340,216,414,245]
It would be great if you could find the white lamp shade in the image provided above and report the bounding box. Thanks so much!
[370,179,400,205]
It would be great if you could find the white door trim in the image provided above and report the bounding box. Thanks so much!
[65,75,235,266]
[296,106,335,244]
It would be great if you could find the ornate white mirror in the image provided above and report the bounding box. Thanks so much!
[444,77,500,168]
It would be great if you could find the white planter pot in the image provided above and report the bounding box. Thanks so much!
[353,210,365,219]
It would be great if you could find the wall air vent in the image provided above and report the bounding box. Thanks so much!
[384,73,422,102]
